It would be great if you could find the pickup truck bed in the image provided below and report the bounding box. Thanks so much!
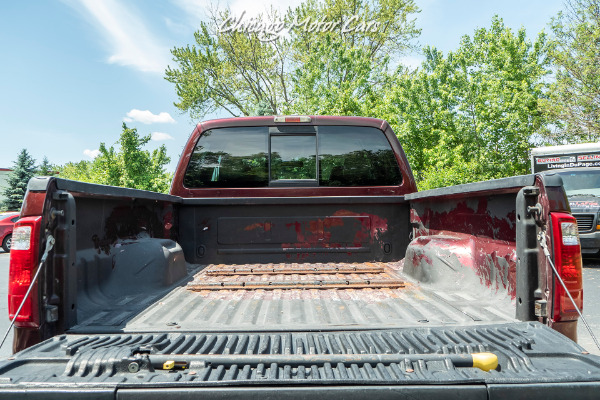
[71,260,515,334]
[6,116,598,398]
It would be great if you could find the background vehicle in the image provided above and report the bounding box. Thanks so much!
[0,212,19,252]
[532,143,600,254]
[2,117,599,398]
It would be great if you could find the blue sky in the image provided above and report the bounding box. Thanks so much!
[0,0,564,172]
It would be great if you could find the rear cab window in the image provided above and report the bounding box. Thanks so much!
[183,125,402,188]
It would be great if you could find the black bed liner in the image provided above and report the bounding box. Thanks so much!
[73,261,516,334]
[1,322,600,399]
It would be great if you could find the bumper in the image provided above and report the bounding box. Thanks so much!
[580,230,600,253]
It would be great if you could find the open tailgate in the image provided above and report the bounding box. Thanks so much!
[0,322,600,399]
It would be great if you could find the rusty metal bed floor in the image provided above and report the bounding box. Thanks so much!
[69,261,517,333]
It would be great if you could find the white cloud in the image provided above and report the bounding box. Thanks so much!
[83,149,101,159]
[67,0,170,73]
[123,109,176,124]
[151,132,175,141]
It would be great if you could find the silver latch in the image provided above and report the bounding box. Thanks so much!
[534,300,547,317]
[45,305,59,323]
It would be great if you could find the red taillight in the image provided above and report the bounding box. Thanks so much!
[550,212,583,322]
[8,216,42,328]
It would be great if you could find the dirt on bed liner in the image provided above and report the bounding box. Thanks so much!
[70,260,515,332]
[186,262,407,291]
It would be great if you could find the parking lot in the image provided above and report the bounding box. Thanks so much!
[0,250,599,358]
[578,257,600,354]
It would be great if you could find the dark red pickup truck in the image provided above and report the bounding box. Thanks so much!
[2,116,600,399]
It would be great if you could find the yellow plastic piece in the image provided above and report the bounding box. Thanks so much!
[163,360,175,370]
[471,352,498,372]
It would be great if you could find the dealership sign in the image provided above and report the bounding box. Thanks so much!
[533,151,600,172]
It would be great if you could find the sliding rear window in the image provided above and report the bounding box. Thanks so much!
[183,127,268,188]
[318,126,401,186]
[183,125,402,188]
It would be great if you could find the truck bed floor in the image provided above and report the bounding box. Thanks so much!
[70,262,516,333]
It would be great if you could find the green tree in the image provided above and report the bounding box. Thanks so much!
[385,17,551,189]
[37,156,56,176]
[1,149,36,211]
[290,33,393,115]
[289,0,420,62]
[165,0,420,119]
[253,99,275,116]
[543,0,600,143]
[58,124,172,193]
[57,160,92,182]
[166,5,553,191]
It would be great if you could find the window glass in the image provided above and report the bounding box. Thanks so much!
[183,125,402,188]
[319,126,402,186]
[11,217,19,223]
[556,170,600,197]
[183,127,268,188]
[270,135,316,181]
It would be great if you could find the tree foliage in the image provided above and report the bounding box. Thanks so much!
[37,156,56,176]
[57,124,172,193]
[1,149,36,211]
[166,4,558,190]
[543,0,600,143]
[166,17,288,118]
[58,160,93,183]
[291,33,392,115]
[383,17,551,189]
[165,0,420,119]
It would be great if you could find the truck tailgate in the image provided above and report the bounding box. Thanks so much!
[1,322,600,399]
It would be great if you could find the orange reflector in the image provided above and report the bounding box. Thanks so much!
[273,116,311,123]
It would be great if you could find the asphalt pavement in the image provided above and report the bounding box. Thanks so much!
[0,250,599,359]
[578,257,600,355]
